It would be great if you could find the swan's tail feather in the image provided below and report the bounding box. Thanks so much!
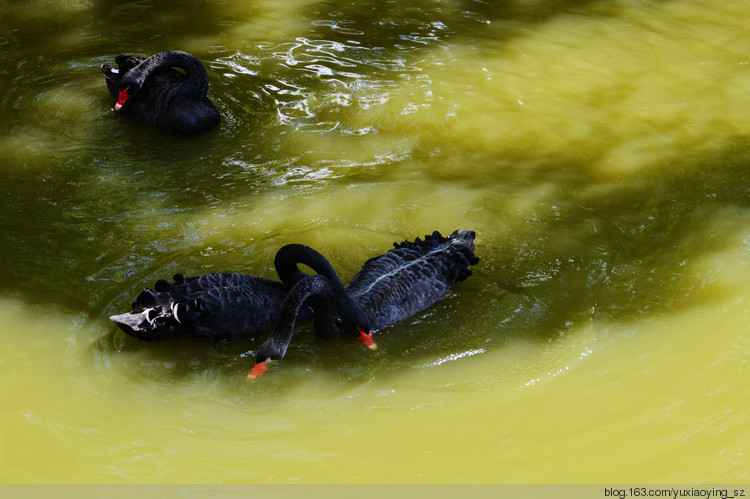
[111,277,203,340]
[391,229,479,282]
[109,300,193,341]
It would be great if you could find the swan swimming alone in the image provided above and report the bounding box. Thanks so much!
[248,230,479,377]
[101,50,220,135]
[109,244,340,342]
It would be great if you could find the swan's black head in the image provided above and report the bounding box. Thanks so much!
[339,303,372,336]
[101,54,145,111]
[335,295,376,350]
[254,335,288,364]
[101,65,134,111]
[112,74,148,112]
[101,64,122,98]
[248,335,289,379]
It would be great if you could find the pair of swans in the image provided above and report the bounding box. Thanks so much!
[111,230,479,377]
[101,53,481,376]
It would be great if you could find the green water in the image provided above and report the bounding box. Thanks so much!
[1,0,749,483]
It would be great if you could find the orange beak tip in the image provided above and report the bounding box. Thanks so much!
[247,360,268,379]
[358,330,376,351]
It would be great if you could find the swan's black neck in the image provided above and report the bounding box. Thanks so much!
[274,244,345,289]
[122,50,209,95]
[254,274,369,363]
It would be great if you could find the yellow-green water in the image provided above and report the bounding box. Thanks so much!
[1,0,749,484]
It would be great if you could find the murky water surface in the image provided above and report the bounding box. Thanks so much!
[1,0,749,483]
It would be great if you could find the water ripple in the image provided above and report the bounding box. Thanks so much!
[212,32,426,137]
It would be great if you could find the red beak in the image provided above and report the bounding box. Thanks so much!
[115,87,130,111]
[247,359,270,379]
[358,328,377,350]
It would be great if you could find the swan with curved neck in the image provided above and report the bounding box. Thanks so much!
[109,245,343,342]
[101,50,220,135]
[248,230,478,378]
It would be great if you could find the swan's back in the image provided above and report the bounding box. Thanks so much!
[346,230,479,330]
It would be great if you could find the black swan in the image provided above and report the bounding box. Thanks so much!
[109,244,341,342]
[101,50,220,135]
[248,230,479,377]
